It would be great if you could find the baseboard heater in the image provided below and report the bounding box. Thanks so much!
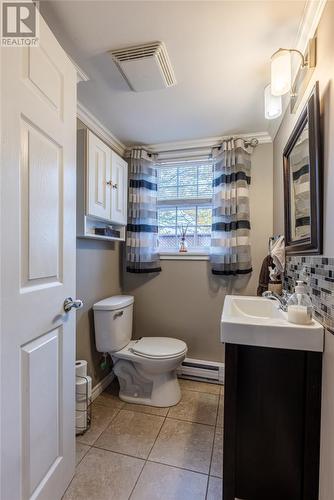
[177,357,224,384]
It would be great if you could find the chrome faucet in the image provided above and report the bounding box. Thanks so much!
[262,290,291,312]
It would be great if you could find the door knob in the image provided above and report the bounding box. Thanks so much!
[64,297,83,313]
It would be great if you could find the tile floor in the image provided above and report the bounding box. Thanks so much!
[63,378,224,500]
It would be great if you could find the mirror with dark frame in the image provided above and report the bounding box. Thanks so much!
[283,81,322,255]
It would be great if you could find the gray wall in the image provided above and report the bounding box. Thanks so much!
[75,119,123,387]
[76,239,122,386]
[124,143,273,363]
[272,3,334,497]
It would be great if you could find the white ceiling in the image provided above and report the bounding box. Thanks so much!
[41,0,307,146]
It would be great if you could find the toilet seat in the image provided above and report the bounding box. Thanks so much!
[130,337,187,360]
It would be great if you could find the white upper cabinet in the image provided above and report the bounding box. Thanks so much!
[84,129,128,226]
[87,130,111,221]
[110,151,128,225]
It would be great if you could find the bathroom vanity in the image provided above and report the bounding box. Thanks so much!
[221,296,324,500]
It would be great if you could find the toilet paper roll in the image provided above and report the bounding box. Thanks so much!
[76,400,88,411]
[76,375,92,399]
[76,410,88,434]
[75,360,87,378]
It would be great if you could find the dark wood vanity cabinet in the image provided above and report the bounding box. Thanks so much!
[223,343,322,500]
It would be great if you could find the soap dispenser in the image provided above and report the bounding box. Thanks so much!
[287,281,313,325]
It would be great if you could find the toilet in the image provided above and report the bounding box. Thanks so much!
[93,295,187,407]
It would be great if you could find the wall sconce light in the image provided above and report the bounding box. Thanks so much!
[264,38,316,118]
[271,49,308,96]
[264,84,282,119]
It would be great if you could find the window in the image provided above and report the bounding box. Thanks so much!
[157,162,213,252]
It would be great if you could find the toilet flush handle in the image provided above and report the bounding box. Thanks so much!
[113,311,124,319]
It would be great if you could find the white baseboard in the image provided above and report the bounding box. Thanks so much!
[91,371,115,402]
[177,357,224,384]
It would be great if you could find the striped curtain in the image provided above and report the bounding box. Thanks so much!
[126,148,161,274]
[210,139,253,276]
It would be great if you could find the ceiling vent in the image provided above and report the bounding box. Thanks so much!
[109,41,176,92]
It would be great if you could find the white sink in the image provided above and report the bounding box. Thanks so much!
[221,295,324,352]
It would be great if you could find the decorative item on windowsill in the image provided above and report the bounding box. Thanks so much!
[178,223,189,253]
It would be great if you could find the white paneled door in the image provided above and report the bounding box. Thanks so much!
[1,9,77,500]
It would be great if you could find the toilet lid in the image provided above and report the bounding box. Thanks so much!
[93,295,134,311]
[132,337,187,359]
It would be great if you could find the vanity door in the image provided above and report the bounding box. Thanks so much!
[223,344,322,500]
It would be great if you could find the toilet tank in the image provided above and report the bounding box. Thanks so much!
[93,295,134,353]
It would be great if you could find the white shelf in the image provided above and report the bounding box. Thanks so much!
[77,234,124,242]
[77,213,126,242]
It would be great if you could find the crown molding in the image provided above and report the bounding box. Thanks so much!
[295,0,327,54]
[77,101,126,156]
[68,56,90,83]
[145,131,272,154]
[267,0,327,140]
[76,103,270,158]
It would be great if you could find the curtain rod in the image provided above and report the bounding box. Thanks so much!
[233,137,259,148]
[157,156,212,165]
[214,137,259,149]
[155,137,260,164]
[154,136,259,156]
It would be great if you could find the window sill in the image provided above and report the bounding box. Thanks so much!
[159,251,209,261]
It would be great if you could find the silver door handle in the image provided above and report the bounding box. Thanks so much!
[64,297,83,313]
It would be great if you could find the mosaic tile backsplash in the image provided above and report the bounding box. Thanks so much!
[285,256,334,334]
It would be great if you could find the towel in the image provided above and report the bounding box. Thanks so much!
[271,236,285,277]
[257,255,274,296]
